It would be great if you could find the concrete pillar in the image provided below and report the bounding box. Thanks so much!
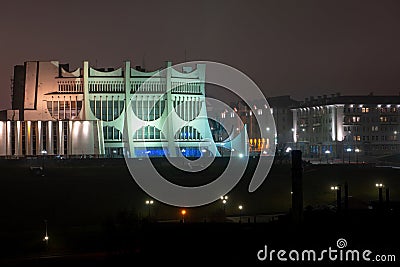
[165,61,176,157]
[48,121,53,155]
[81,61,90,120]
[124,61,135,157]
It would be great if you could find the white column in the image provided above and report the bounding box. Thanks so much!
[48,121,52,155]
[38,121,42,154]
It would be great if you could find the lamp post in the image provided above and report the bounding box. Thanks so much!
[181,209,186,223]
[330,185,341,212]
[238,205,243,223]
[145,199,154,218]
[354,148,360,164]
[346,148,352,164]
[375,183,384,210]
[220,195,228,215]
[43,219,49,245]
[41,150,47,176]
[324,150,331,164]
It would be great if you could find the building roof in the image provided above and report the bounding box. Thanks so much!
[294,94,400,108]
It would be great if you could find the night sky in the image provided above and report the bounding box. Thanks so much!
[1,0,400,109]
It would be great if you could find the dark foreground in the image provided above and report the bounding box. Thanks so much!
[0,158,399,266]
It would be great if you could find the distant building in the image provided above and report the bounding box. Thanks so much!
[292,94,400,160]
[0,61,215,158]
[214,95,298,154]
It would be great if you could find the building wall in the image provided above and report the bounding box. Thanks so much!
[292,96,400,159]
[214,96,297,154]
[0,120,100,157]
[3,60,216,158]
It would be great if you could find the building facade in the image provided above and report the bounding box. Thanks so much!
[212,95,299,155]
[0,61,216,158]
[292,94,400,161]
[212,95,298,154]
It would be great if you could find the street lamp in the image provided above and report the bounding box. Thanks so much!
[346,148,352,164]
[43,219,49,245]
[375,183,384,206]
[181,209,187,223]
[354,148,360,164]
[238,205,243,223]
[145,199,154,218]
[325,150,331,164]
[220,195,228,214]
[330,185,342,212]
[41,150,47,176]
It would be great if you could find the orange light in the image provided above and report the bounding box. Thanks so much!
[181,209,187,216]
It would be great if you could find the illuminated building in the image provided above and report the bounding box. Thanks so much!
[292,94,400,159]
[214,96,298,154]
[0,61,215,158]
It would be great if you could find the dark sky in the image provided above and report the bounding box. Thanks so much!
[1,0,400,109]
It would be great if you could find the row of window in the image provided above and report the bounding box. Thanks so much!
[90,99,125,121]
[58,81,83,93]
[344,115,398,123]
[343,125,397,132]
[89,81,125,93]
[90,96,203,122]
[133,126,164,140]
[345,135,397,142]
[173,97,202,121]
[174,126,202,140]
[130,81,166,93]
[131,96,166,121]
[346,107,399,113]
[171,82,202,94]
[47,100,83,120]
[103,126,122,141]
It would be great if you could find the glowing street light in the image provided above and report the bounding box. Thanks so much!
[375,183,384,209]
[355,148,360,164]
[181,209,187,223]
[238,205,243,223]
[41,150,47,176]
[330,185,342,211]
[43,219,49,245]
[145,199,154,218]
[221,195,228,214]
[346,148,352,164]
[325,150,331,164]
